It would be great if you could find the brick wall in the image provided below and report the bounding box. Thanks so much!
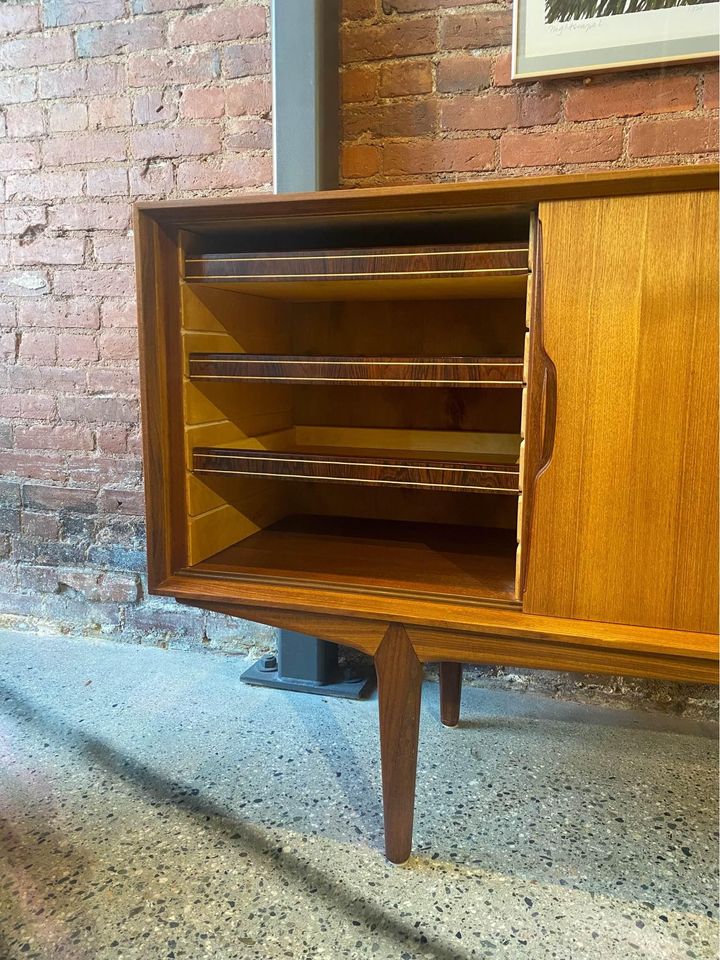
[0,0,273,645]
[340,2,718,184]
[0,1,717,687]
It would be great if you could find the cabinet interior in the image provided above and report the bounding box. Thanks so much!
[179,220,532,607]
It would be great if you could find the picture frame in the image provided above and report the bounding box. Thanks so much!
[512,0,719,80]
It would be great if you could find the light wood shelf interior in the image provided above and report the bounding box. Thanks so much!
[180,236,530,603]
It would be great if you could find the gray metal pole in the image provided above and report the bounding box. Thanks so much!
[271,0,339,193]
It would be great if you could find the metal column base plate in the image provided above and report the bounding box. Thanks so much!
[240,658,375,700]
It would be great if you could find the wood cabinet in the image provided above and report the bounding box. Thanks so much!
[135,166,719,864]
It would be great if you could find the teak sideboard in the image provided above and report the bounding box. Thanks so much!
[135,166,719,864]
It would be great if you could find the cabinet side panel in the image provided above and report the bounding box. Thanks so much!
[135,214,187,589]
[524,191,719,634]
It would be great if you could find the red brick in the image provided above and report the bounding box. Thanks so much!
[131,125,221,160]
[59,395,138,423]
[6,103,44,138]
[440,11,512,50]
[43,0,125,27]
[0,74,36,104]
[566,74,698,121]
[48,102,89,133]
[97,573,140,603]
[88,97,132,129]
[176,154,272,191]
[39,61,122,99]
[0,271,49,298]
[132,90,178,124]
[0,3,40,35]
[16,425,94,452]
[76,18,166,58]
[22,512,60,539]
[18,299,100,330]
[0,303,16,328]
[0,143,40,173]
[441,92,519,131]
[129,160,174,196]
[0,32,73,69]
[5,206,47,238]
[128,49,220,87]
[57,334,99,362]
[437,54,492,93]
[703,68,719,109]
[86,168,129,196]
[98,329,139,361]
[383,136,495,175]
[98,489,145,517]
[101,300,137,328]
[225,117,272,151]
[181,87,225,119]
[18,332,56,362]
[0,332,17,362]
[3,453,66,482]
[628,116,719,158]
[342,0,376,18]
[54,268,134,297]
[501,126,623,168]
[223,43,270,79]
[13,236,86,266]
[43,133,126,166]
[95,425,129,454]
[342,143,381,178]
[225,79,271,116]
[49,202,130,230]
[493,51,512,86]
[38,63,85,99]
[93,234,134,264]
[344,99,437,138]
[86,367,139,395]
[3,394,55,420]
[6,171,83,201]
[519,89,563,127]
[23,483,96,512]
[379,60,433,98]
[343,19,437,62]
[342,66,377,103]
[170,6,266,46]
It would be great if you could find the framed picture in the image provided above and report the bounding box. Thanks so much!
[512,0,719,80]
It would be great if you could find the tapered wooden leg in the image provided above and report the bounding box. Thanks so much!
[375,623,423,864]
[439,661,462,727]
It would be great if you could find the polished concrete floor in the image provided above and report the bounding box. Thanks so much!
[0,629,717,960]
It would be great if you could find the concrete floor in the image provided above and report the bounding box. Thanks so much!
[0,630,717,960]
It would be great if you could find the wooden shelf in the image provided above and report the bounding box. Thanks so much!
[193,444,520,493]
[183,241,530,300]
[188,354,525,388]
[189,515,519,605]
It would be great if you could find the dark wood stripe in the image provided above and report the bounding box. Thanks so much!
[188,354,525,387]
[193,446,520,493]
[184,242,529,282]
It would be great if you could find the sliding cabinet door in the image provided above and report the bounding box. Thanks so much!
[524,191,718,634]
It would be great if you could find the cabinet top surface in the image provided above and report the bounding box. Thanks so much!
[136,164,718,226]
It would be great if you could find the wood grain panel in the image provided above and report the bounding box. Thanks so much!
[185,241,529,282]
[524,191,719,633]
[193,446,521,494]
[188,354,524,387]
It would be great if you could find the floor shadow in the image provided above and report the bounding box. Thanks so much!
[0,680,474,960]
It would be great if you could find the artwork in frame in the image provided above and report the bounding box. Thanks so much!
[512,0,719,79]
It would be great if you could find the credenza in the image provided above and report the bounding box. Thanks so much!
[135,166,719,863]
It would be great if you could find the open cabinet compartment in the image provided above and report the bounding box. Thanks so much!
[179,224,532,608]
